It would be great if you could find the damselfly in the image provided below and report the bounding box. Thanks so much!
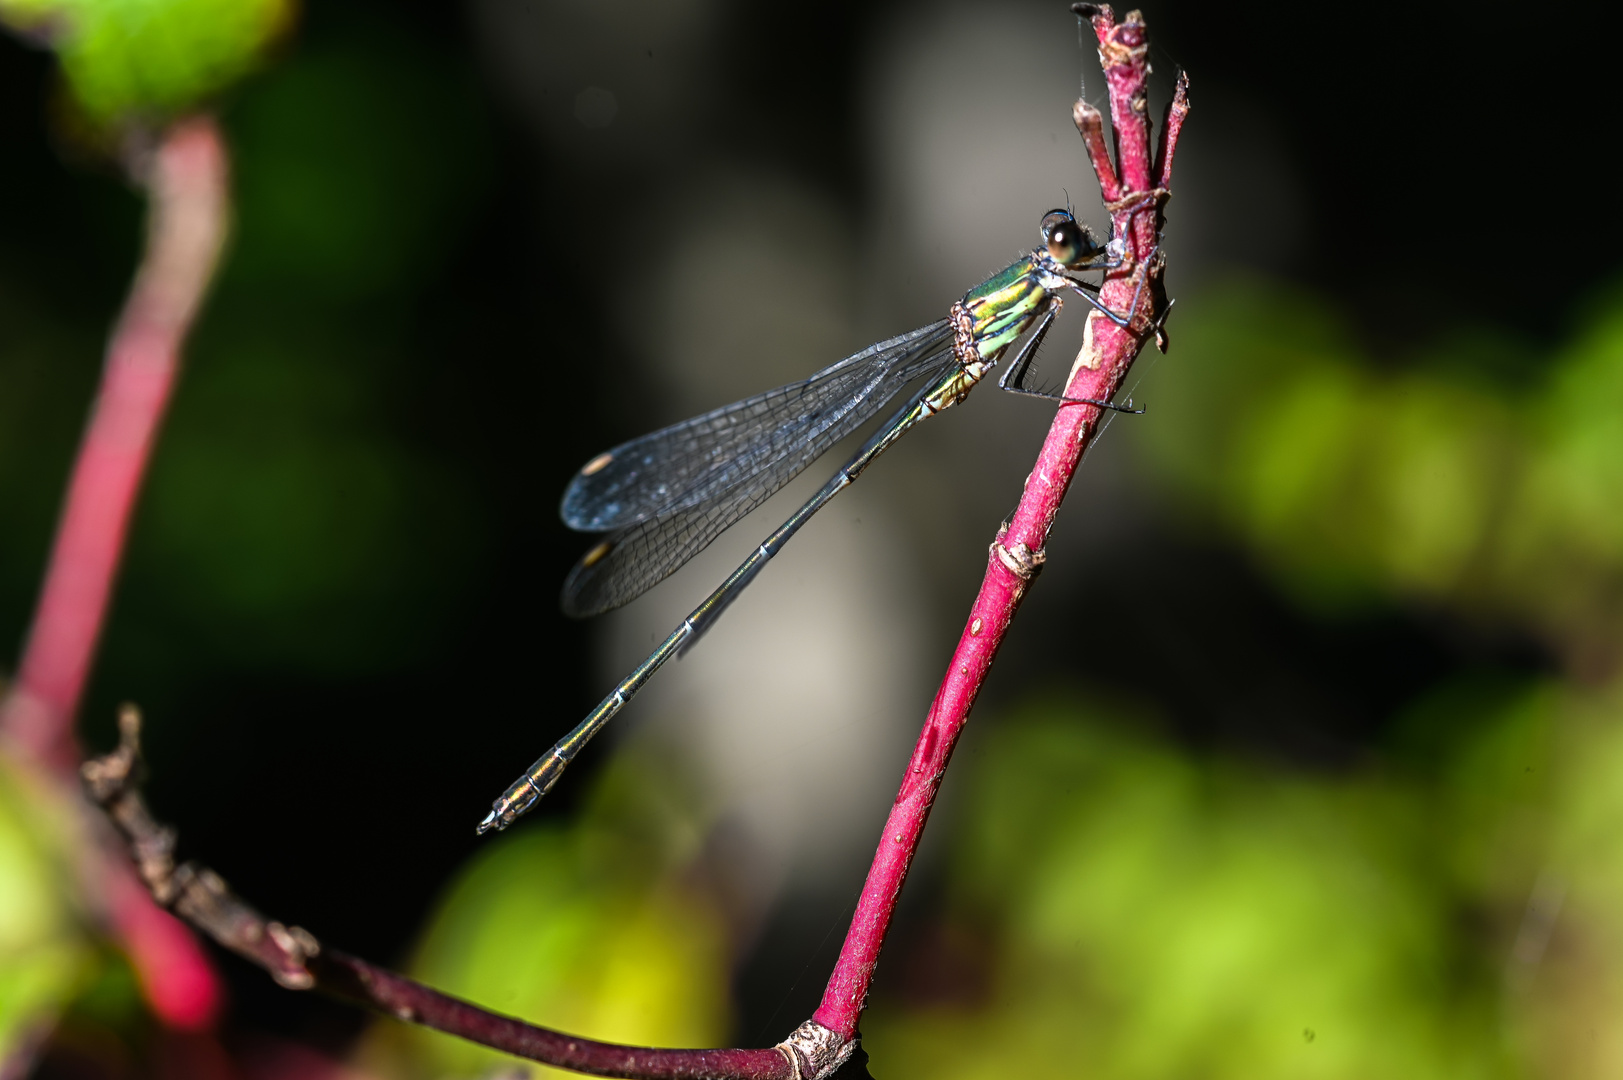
[478,206,1160,834]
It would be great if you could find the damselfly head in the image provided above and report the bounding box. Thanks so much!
[1040,209,1102,268]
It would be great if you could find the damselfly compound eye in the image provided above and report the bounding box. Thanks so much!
[1041,210,1100,267]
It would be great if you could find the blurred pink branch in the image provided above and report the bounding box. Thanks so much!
[84,7,1186,1076]
[813,4,1186,1048]
[2,117,228,769]
[0,117,231,1033]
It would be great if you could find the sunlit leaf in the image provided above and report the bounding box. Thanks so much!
[0,761,92,1061]
[0,0,294,130]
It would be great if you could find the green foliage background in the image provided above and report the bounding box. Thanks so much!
[854,282,1623,1078]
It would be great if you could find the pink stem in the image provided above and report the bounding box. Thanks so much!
[101,850,225,1030]
[813,6,1184,1042]
[316,950,795,1080]
[0,116,231,1032]
[1,117,229,772]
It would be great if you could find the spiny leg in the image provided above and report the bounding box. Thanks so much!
[998,293,1149,414]
[996,305,1057,396]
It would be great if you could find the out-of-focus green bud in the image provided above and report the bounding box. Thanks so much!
[0,0,294,133]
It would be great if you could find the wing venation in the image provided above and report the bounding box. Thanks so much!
[561,321,953,532]
[560,322,958,616]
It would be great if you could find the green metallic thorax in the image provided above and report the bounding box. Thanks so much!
[959,255,1050,359]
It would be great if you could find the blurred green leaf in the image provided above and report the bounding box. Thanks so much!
[359,749,731,1080]
[1131,276,1623,661]
[0,0,292,131]
[865,699,1530,1080]
[0,761,93,1062]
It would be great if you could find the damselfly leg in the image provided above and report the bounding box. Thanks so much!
[997,306,1144,413]
[1000,243,1162,411]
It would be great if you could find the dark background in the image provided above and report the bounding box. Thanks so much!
[1,0,1615,1057]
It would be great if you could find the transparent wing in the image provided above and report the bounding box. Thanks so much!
[561,321,954,532]
[561,337,960,618]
